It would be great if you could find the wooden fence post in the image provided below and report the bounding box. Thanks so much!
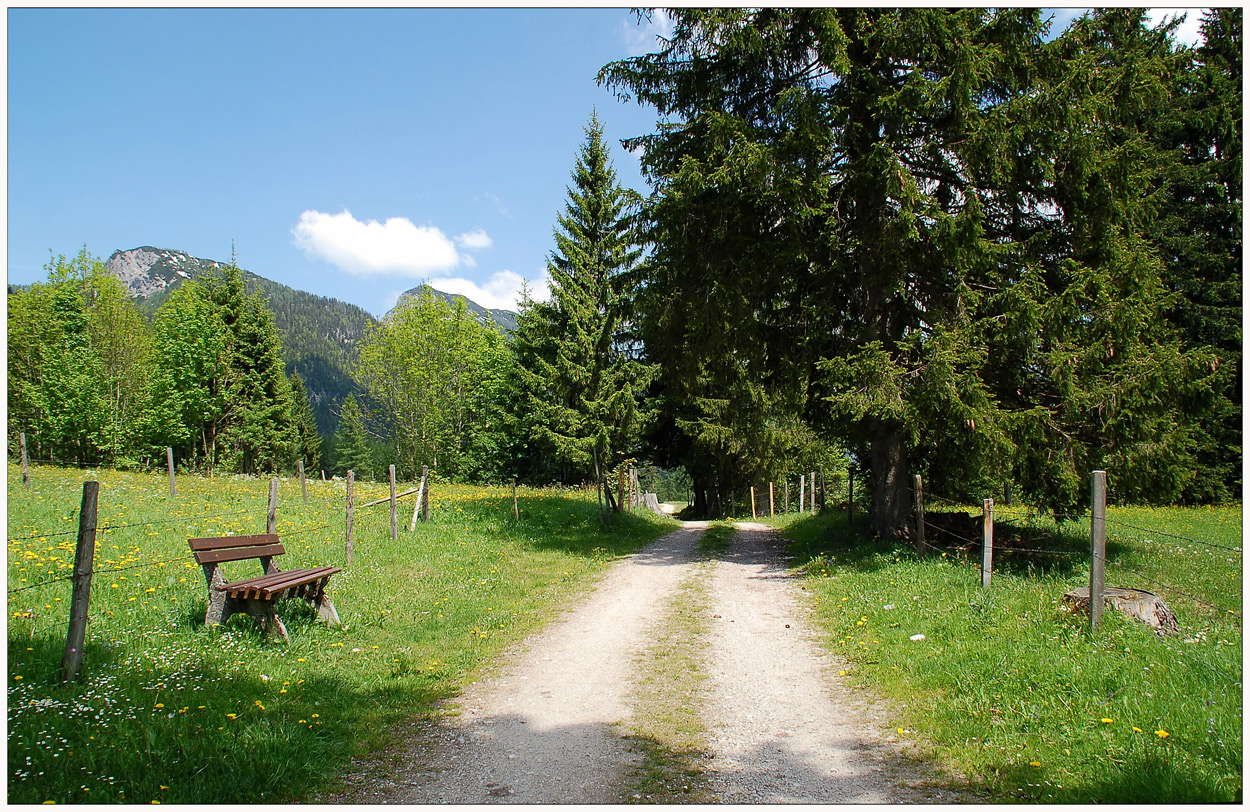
[618,469,626,514]
[810,470,816,514]
[267,477,279,535]
[167,447,176,498]
[800,475,805,516]
[750,486,757,519]
[785,479,790,513]
[914,474,925,555]
[1090,470,1108,632]
[982,498,994,589]
[512,479,520,520]
[298,460,307,502]
[819,466,826,511]
[62,481,98,682]
[20,432,29,488]
[848,471,854,525]
[769,482,775,517]
[420,465,430,522]
[345,471,355,565]
[388,465,398,542]
[410,472,427,531]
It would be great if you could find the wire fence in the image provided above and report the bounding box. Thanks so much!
[914,479,1242,631]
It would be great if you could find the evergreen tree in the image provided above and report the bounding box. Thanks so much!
[603,9,1216,531]
[203,262,298,474]
[289,372,323,472]
[511,113,653,510]
[333,394,375,480]
[1151,8,1242,501]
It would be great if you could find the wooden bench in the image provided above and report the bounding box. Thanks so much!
[188,534,342,643]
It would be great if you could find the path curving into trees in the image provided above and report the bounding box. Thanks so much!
[322,522,969,803]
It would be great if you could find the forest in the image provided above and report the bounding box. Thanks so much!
[6,9,1241,537]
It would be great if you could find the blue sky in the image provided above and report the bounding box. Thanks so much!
[6,8,1207,317]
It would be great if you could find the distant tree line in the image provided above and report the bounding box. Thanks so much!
[9,250,320,475]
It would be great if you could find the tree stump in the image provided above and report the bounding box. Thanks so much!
[1062,586,1179,635]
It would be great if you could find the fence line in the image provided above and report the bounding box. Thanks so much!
[1103,517,1242,554]
[913,475,1241,640]
[1098,553,1242,622]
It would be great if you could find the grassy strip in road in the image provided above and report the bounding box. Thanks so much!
[773,507,1242,803]
[621,522,735,803]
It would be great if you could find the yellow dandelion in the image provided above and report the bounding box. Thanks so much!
[1155,730,1169,739]
[1101,718,1114,724]
[1029,761,1041,767]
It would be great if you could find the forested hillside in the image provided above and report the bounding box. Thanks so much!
[106,247,376,435]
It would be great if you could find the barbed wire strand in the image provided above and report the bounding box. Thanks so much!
[1097,553,1242,622]
[6,575,75,595]
[1104,518,1242,554]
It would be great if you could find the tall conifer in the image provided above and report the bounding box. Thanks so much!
[511,113,651,506]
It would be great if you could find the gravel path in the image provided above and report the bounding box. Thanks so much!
[700,523,964,803]
[324,520,965,804]
[326,522,707,804]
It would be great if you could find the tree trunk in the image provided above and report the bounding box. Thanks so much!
[869,431,911,538]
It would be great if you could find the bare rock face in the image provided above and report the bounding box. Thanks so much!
[1063,586,1180,635]
[104,247,171,298]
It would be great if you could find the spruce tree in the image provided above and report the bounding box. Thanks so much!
[334,394,375,480]
[289,372,323,472]
[511,113,652,508]
[1151,8,1242,501]
[603,9,1217,530]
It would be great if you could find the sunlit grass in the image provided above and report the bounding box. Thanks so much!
[7,463,677,803]
[777,504,1242,803]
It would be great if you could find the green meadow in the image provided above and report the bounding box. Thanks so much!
[773,503,1243,803]
[6,463,675,804]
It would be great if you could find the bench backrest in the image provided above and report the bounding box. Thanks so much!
[188,534,286,566]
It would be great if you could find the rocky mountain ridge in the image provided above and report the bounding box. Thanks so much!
[101,246,518,435]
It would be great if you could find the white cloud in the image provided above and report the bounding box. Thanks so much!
[428,269,550,311]
[292,209,461,276]
[455,229,493,250]
[1145,8,1206,47]
[621,8,673,56]
[483,192,511,219]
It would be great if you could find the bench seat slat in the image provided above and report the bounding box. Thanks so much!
[189,534,281,551]
[220,567,343,599]
[194,543,286,565]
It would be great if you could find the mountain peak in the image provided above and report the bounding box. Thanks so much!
[390,284,518,333]
[105,246,226,300]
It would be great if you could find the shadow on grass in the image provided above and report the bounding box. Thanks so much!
[8,624,457,805]
[998,747,1241,804]
[448,493,679,559]
[782,508,1145,581]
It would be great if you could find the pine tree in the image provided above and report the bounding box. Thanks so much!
[289,372,322,472]
[333,394,375,480]
[511,113,652,512]
[603,9,1216,530]
[1151,8,1242,501]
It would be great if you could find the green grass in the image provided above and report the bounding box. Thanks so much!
[623,558,717,804]
[775,504,1242,803]
[7,463,677,804]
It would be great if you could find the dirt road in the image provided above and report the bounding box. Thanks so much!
[324,521,964,803]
